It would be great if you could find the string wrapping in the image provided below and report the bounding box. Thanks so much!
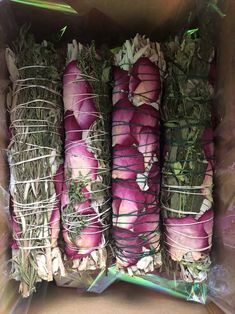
[112,34,165,275]
[61,40,112,273]
[5,28,65,297]
[161,34,214,283]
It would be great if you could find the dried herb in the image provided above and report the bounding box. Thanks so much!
[61,41,112,272]
[6,26,64,297]
[161,33,214,282]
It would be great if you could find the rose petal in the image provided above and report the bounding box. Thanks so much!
[133,126,158,166]
[75,223,102,251]
[64,245,78,259]
[74,99,98,130]
[113,66,129,105]
[131,104,159,129]
[64,110,82,144]
[113,226,143,267]
[147,162,160,194]
[164,209,214,261]
[134,207,159,234]
[112,99,136,146]
[63,61,98,130]
[61,182,70,208]
[112,144,145,180]
[129,57,161,104]
[63,202,102,258]
[144,187,157,208]
[134,206,160,249]
[65,140,98,181]
[112,181,145,229]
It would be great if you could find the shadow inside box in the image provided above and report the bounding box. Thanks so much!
[10,281,223,314]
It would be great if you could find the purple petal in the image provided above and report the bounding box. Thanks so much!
[63,204,102,259]
[131,104,159,129]
[112,144,145,180]
[129,57,161,103]
[74,223,102,252]
[164,209,214,261]
[61,182,70,208]
[74,200,92,214]
[65,140,98,181]
[112,181,145,229]
[64,110,82,144]
[112,99,136,146]
[133,126,158,166]
[112,226,143,267]
[74,98,98,130]
[147,162,160,194]
[134,206,160,250]
[134,207,159,234]
[63,61,98,130]
[113,66,129,105]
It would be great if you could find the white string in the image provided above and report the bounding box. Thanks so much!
[10,99,62,113]
[13,84,61,97]
[164,235,212,252]
[163,189,205,196]
[165,227,212,239]
[9,64,62,251]
[164,217,213,252]
[66,241,106,253]
[62,72,111,255]
[63,72,100,83]
[161,203,202,215]
[13,170,63,185]
[11,153,60,166]
[18,65,53,70]
[162,183,212,189]
[15,77,58,84]
[8,138,59,152]
[164,216,213,227]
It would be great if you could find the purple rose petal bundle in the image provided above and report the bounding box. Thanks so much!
[61,41,111,272]
[112,34,165,275]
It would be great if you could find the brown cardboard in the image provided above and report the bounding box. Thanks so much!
[65,0,197,35]
[210,0,235,312]
[0,1,232,313]
[0,48,11,314]
[10,0,199,45]
[27,282,223,314]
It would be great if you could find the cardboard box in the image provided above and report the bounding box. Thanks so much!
[0,1,234,313]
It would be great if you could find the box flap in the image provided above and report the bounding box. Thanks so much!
[65,0,198,34]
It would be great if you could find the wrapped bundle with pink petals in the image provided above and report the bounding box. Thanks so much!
[5,30,64,297]
[61,40,111,273]
[112,34,165,275]
[161,34,214,283]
